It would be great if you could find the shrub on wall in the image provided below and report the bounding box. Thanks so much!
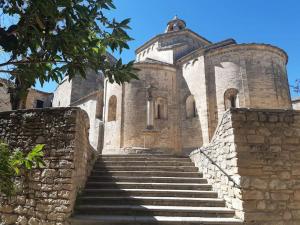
[0,141,45,196]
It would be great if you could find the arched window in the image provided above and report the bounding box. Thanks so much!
[108,95,117,122]
[186,95,197,118]
[96,93,103,120]
[155,97,167,120]
[192,58,199,65]
[224,88,239,110]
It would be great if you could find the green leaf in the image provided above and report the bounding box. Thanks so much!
[0,0,138,109]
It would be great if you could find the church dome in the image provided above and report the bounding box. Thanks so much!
[165,16,186,33]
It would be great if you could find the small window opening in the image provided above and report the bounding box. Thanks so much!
[108,95,117,122]
[230,96,236,108]
[193,101,197,117]
[155,97,167,120]
[224,88,239,110]
[157,104,161,119]
[36,100,44,108]
[186,95,197,118]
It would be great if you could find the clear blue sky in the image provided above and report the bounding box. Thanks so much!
[22,0,300,97]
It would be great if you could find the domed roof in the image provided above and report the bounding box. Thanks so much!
[165,16,186,33]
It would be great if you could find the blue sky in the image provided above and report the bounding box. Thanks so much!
[3,0,300,96]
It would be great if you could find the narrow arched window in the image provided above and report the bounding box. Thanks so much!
[155,97,167,120]
[224,88,239,110]
[96,93,103,120]
[193,101,197,117]
[186,95,197,118]
[157,104,161,119]
[230,96,236,108]
[108,95,117,122]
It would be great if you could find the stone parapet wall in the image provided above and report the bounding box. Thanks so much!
[190,108,300,225]
[0,79,12,112]
[0,107,96,225]
[190,110,242,216]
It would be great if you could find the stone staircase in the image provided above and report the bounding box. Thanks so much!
[70,154,243,225]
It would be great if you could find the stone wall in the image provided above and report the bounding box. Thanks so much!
[292,99,300,110]
[135,29,210,64]
[190,108,300,225]
[71,91,104,151]
[205,45,291,118]
[103,62,186,154]
[52,71,104,108]
[122,63,178,152]
[52,78,72,107]
[190,109,241,216]
[70,70,104,104]
[181,43,291,146]
[0,107,96,225]
[103,80,123,151]
[25,89,53,109]
[182,56,211,145]
[179,90,202,153]
[0,79,12,112]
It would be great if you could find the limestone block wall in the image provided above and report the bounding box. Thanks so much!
[25,89,53,109]
[190,110,241,217]
[121,63,178,152]
[182,56,211,145]
[52,77,72,107]
[206,44,291,121]
[206,52,245,120]
[52,71,104,108]
[292,99,300,110]
[136,31,208,64]
[70,70,104,103]
[0,107,96,225]
[71,91,103,151]
[190,108,300,225]
[136,42,174,64]
[0,79,12,112]
[178,71,203,151]
[103,81,123,151]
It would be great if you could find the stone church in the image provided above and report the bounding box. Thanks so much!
[0,16,292,154]
[52,16,291,155]
[1,16,300,225]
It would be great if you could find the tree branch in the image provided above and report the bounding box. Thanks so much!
[0,59,70,67]
[0,70,13,74]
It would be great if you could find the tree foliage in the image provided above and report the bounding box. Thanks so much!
[0,0,138,109]
[291,79,300,94]
[0,141,45,196]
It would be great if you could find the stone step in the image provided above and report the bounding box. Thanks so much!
[98,156,190,162]
[70,215,243,225]
[87,176,207,183]
[85,182,212,190]
[95,161,194,167]
[76,196,225,207]
[100,154,186,158]
[82,189,218,198]
[74,205,235,217]
[71,154,239,225]
[93,166,198,172]
[90,171,202,177]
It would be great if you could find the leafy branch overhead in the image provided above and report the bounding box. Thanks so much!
[0,0,138,93]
